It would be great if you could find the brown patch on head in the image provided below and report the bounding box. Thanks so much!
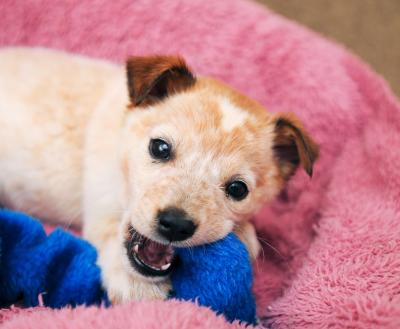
[192,77,271,119]
[272,113,319,179]
[192,79,319,180]
[126,55,196,107]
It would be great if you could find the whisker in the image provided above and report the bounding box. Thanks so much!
[256,236,284,260]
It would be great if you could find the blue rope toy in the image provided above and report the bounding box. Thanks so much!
[0,209,256,324]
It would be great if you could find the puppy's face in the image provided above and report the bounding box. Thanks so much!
[120,56,318,278]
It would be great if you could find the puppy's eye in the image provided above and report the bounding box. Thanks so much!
[149,138,171,161]
[225,180,248,201]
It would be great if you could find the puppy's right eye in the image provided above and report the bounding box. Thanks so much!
[149,138,171,161]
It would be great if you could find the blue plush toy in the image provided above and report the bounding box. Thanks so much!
[0,209,256,324]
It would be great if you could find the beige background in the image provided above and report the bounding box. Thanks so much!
[257,0,400,97]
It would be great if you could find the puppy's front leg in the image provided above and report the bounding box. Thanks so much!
[84,217,171,303]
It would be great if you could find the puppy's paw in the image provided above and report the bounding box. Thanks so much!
[106,271,171,304]
[97,239,171,303]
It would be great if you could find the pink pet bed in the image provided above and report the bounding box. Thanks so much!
[1,0,399,328]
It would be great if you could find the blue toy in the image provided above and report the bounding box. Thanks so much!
[0,209,256,324]
[172,234,256,324]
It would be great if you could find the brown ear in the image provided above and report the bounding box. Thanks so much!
[126,55,195,107]
[273,113,319,178]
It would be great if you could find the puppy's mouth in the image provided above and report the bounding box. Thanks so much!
[125,226,176,277]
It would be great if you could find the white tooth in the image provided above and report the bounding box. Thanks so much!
[134,245,139,253]
[161,263,171,270]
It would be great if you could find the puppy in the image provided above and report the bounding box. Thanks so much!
[0,48,318,303]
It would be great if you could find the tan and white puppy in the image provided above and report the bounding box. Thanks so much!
[0,48,318,303]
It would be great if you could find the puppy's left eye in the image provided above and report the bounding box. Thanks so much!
[149,138,171,161]
[225,180,249,201]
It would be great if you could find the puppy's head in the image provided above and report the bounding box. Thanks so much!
[121,55,318,278]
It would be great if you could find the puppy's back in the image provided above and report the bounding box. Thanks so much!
[0,47,122,226]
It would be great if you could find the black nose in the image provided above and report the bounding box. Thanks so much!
[157,207,196,241]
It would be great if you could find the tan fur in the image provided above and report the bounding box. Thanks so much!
[0,48,318,303]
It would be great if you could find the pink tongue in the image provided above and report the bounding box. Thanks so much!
[137,240,173,268]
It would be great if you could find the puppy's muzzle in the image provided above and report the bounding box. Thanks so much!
[157,207,196,241]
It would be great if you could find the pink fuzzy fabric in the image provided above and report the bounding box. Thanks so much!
[1,0,399,328]
[0,301,249,329]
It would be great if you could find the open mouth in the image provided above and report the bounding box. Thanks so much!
[125,226,176,277]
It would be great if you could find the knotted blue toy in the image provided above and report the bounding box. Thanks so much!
[0,209,256,324]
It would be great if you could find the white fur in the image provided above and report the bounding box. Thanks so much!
[219,97,250,131]
[0,48,273,303]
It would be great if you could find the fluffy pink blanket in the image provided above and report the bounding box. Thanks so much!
[1,0,399,328]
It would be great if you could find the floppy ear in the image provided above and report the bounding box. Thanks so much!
[126,55,196,107]
[273,113,319,178]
